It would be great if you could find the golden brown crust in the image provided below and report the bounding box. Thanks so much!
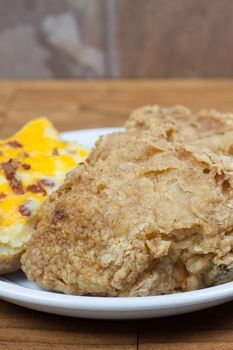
[126,105,233,145]
[21,105,233,296]
[0,250,23,275]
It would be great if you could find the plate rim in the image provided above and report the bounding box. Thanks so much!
[1,275,233,311]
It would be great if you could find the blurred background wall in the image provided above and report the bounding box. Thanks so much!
[0,0,232,79]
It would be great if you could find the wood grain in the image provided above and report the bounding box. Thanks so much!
[2,0,233,78]
[3,79,233,137]
[114,0,233,78]
[139,301,233,349]
[1,80,233,349]
[0,301,137,349]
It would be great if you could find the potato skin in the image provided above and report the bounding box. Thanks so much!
[0,250,23,275]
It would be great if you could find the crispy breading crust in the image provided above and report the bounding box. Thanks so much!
[21,105,233,296]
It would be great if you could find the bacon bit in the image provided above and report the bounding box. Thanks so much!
[1,159,24,194]
[2,159,21,177]
[40,178,55,187]
[6,140,23,148]
[0,192,6,199]
[11,178,24,194]
[52,148,59,156]
[26,182,46,196]
[0,151,3,156]
[18,204,31,216]
[22,163,31,170]
[2,159,16,180]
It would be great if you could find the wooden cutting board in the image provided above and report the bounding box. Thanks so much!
[1,80,233,350]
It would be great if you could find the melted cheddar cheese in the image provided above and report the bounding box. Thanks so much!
[0,118,88,254]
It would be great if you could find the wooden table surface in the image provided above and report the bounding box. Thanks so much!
[1,80,233,349]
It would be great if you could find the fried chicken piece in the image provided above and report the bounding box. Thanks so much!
[21,106,233,296]
[126,105,233,154]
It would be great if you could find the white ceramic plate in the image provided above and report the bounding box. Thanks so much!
[1,127,233,320]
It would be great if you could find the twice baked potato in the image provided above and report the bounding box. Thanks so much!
[0,118,87,274]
